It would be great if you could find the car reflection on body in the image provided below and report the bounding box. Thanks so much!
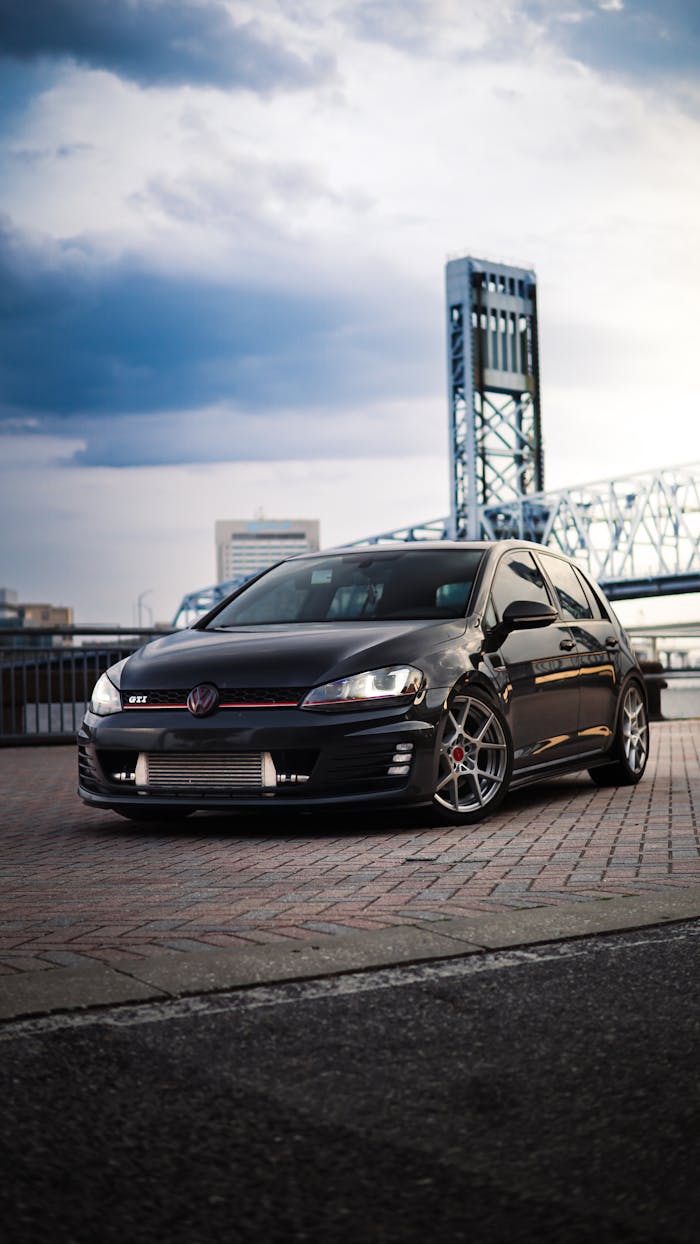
[78,542,649,825]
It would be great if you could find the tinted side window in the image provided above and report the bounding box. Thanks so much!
[483,597,498,630]
[573,567,610,621]
[540,555,593,622]
[491,552,552,621]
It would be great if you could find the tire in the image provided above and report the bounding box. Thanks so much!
[112,807,192,823]
[433,689,513,824]
[588,681,649,787]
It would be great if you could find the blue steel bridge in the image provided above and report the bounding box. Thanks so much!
[173,256,700,626]
[343,461,700,605]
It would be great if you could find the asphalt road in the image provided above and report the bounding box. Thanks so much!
[1,922,699,1244]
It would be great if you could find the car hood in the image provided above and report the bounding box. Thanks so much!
[119,621,466,691]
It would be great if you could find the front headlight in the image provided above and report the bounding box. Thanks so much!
[89,659,127,716]
[301,665,423,711]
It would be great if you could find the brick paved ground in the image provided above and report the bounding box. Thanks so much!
[1,720,698,976]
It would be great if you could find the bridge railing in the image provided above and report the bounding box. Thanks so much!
[0,628,171,745]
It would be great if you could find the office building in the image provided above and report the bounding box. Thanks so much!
[215,519,321,583]
[0,588,73,647]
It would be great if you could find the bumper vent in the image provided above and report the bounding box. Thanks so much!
[319,742,414,788]
[78,744,100,792]
[136,752,276,791]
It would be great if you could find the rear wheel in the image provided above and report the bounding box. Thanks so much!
[589,681,649,787]
[433,690,513,824]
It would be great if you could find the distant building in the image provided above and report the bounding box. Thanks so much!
[0,588,73,647]
[0,588,19,620]
[215,519,321,583]
[16,602,73,628]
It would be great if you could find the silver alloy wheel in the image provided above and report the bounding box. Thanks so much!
[621,683,648,775]
[434,694,510,815]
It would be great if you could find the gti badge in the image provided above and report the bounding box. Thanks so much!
[187,684,219,717]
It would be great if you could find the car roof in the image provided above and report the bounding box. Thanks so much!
[291,540,552,560]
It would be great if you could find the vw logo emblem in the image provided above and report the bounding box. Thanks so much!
[187,684,219,717]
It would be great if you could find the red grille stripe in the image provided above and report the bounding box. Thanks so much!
[123,701,300,709]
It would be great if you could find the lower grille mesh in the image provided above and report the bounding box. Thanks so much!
[140,753,268,790]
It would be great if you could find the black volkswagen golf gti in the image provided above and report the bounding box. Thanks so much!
[79,542,649,824]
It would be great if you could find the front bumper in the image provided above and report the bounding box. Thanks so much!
[77,694,445,812]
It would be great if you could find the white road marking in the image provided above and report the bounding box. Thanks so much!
[1,923,697,1042]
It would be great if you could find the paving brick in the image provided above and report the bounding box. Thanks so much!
[0,722,699,976]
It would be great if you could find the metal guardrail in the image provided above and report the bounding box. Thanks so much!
[0,628,171,745]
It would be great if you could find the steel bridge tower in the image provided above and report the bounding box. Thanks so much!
[446,256,544,541]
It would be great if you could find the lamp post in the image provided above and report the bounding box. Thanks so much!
[136,589,153,628]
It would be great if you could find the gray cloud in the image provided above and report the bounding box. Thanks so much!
[0,219,441,466]
[344,0,700,93]
[341,0,447,55]
[132,152,367,236]
[0,59,56,136]
[523,1,700,84]
[0,0,334,92]
[59,400,438,468]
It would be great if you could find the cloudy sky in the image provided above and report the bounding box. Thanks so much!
[1,0,699,625]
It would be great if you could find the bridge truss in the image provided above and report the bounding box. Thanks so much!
[348,461,700,601]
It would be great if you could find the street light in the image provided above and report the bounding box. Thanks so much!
[136,589,153,628]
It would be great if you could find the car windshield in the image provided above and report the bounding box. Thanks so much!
[207,549,484,626]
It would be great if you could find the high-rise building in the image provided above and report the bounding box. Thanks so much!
[215,519,321,583]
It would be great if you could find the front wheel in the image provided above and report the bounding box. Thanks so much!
[433,690,513,824]
[589,681,649,787]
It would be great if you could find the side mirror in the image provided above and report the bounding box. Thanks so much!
[502,600,558,630]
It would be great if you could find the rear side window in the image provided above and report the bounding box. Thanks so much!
[539,555,593,622]
[490,552,552,621]
[573,567,611,621]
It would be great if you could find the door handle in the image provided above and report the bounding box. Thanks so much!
[559,638,575,651]
[606,636,619,649]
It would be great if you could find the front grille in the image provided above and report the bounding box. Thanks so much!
[137,752,273,791]
[123,687,309,708]
[221,687,309,706]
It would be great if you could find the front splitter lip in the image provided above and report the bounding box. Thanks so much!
[77,783,431,812]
